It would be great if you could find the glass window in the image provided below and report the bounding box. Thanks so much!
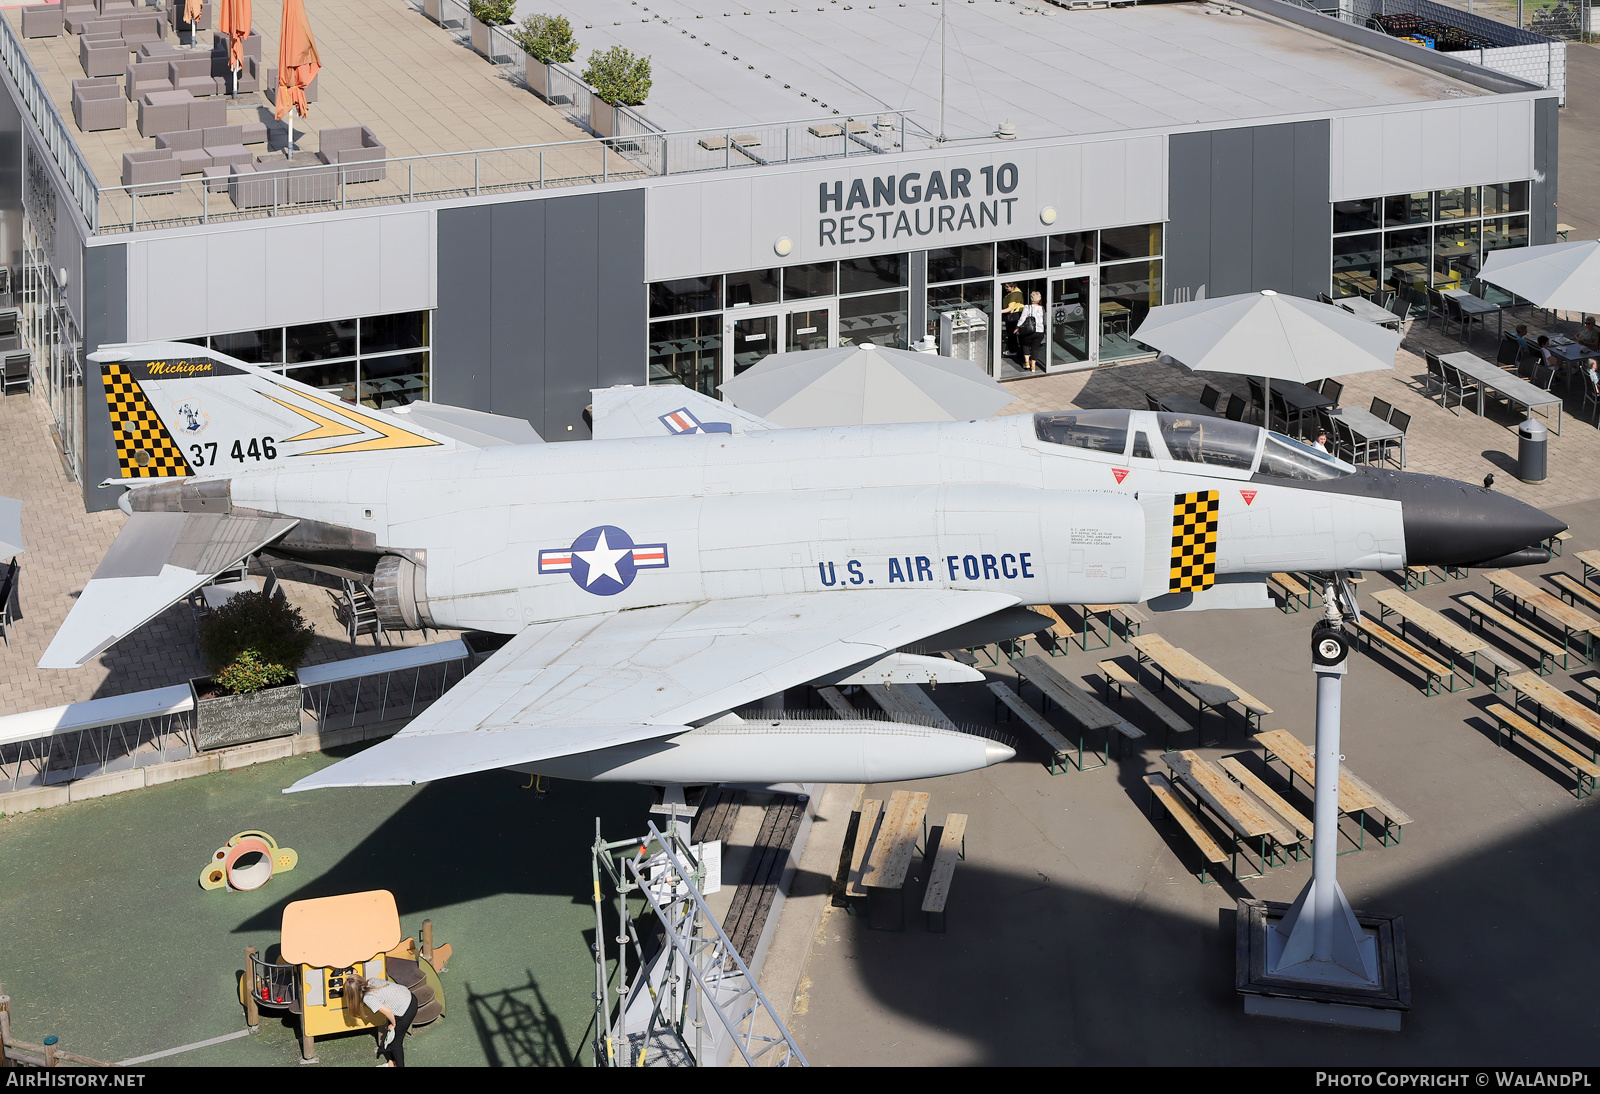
[360,312,427,355]
[996,236,1046,274]
[1383,193,1430,226]
[1435,187,1479,221]
[1483,215,1529,254]
[927,281,993,362]
[1333,198,1381,234]
[840,290,908,349]
[1433,221,1480,290]
[927,243,993,283]
[1049,276,1093,370]
[210,327,282,364]
[725,268,779,309]
[782,262,835,300]
[1155,413,1259,470]
[285,360,358,403]
[1049,231,1096,268]
[1033,410,1129,453]
[1382,228,1430,293]
[1258,434,1352,480]
[837,254,907,295]
[285,320,357,364]
[649,275,722,318]
[1131,430,1154,459]
[1332,234,1380,299]
[648,315,720,395]
[787,308,830,351]
[1099,260,1160,362]
[360,352,428,409]
[1100,224,1162,261]
[1483,181,1529,216]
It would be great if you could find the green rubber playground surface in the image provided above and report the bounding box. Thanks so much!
[0,749,652,1067]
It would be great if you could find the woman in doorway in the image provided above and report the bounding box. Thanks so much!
[347,971,418,1067]
[1001,282,1024,359]
[1018,290,1046,372]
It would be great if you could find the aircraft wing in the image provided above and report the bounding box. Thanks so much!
[285,587,1018,792]
[590,384,780,440]
[38,511,299,669]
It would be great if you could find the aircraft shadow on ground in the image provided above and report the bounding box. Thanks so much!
[231,772,654,934]
[465,971,575,1068]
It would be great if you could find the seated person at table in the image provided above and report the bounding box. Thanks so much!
[1511,324,1533,350]
[1578,316,1599,351]
[1311,430,1330,455]
[1532,336,1557,385]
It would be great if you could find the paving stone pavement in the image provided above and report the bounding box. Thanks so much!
[0,390,457,716]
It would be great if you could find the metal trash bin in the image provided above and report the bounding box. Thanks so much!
[1517,417,1547,484]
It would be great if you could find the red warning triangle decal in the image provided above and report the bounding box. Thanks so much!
[1240,489,1257,506]
[1112,468,1129,484]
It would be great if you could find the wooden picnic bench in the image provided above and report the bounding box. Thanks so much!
[1129,634,1272,737]
[1218,755,1313,854]
[1099,658,1192,749]
[1162,750,1297,875]
[844,798,883,901]
[1505,672,1600,754]
[1254,729,1412,848]
[1024,603,1074,656]
[1086,603,1146,639]
[1485,703,1599,799]
[1351,612,1452,695]
[920,812,968,932]
[1576,549,1600,585]
[1459,592,1564,677]
[1034,602,1105,652]
[859,789,929,931]
[1548,529,1572,557]
[1370,588,1487,690]
[1485,569,1600,665]
[1579,675,1600,708]
[1011,654,1143,768]
[1271,572,1312,613]
[863,682,960,733]
[1547,572,1600,618]
[988,681,1076,774]
[1397,564,1443,590]
[1143,773,1229,884]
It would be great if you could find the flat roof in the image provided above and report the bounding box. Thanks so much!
[9,0,598,196]
[519,0,1490,140]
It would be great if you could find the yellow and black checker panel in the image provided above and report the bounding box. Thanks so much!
[102,362,191,478]
[1169,490,1219,592]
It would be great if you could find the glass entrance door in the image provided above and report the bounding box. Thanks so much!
[787,308,831,352]
[725,305,836,387]
[1049,273,1097,373]
[730,312,778,377]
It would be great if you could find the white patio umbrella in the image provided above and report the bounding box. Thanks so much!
[1479,239,1600,312]
[1132,289,1401,415]
[0,497,23,558]
[718,342,1016,427]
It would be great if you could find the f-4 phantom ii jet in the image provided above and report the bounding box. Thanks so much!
[42,343,1563,793]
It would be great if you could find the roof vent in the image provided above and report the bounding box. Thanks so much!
[996,119,1017,140]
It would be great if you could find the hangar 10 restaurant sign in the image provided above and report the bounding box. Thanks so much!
[814,160,1023,249]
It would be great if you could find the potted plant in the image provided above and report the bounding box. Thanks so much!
[467,0,515,61]
[583,45,651,138]
[191,590,316,751]
[511,12,577,101]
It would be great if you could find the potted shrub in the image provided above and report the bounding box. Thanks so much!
[583,45,651,138]
[191,590,316,751]
[511,12,577,101]
[467,0,515,61]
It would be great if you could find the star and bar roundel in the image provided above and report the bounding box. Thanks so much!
[1169,491,1219,593]
[539,525,669,596]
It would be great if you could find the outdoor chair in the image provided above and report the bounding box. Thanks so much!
[168,56,223,97]
[200,126,251,168]
[1320,378,1343,407]
[1375,408,1408,468]
[125,59,173,99]
[62,0,97,33]
[1582,373,1600,426]
[1223,393,1246,422]
[1496,333,1522,370]
[1145,393,1162,412]
[96,0,136,16]
[120,148,180,194]
[1370,396,1394,424]
[1330,417,1363,464]
[1199,384,1220,411]
[137,89,191,137]
[1247,377,1266,424]
[72,79,125,131]
[168,0,211,33]
[2,351,29,397]
[80,32,126,79]
[155,129,212,173]
[1425,288,1446,331]
[0,558,17,648]
[317,125,387,183]
[116,13,164,48]
[1423,351,1447,399]
[22,4,64,38]
[210,30,262,76]
[1444,364,1478,414]
[1269,389,1292,433]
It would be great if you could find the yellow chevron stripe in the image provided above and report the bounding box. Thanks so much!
[263,393,365,443]
[293,391,440,456]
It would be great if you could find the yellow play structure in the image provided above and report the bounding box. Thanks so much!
[239,889,451,1063]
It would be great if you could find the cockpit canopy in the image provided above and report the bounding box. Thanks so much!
[1033,410,1353,481]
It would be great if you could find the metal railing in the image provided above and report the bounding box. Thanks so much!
[0,13,101,232]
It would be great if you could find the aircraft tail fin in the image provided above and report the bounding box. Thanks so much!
[89,342,456,481]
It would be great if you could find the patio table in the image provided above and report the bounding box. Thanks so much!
[1441,287,1506,342]
[1328,406,1404,468]
[1156,393,1216,418]
[1440,351,1563,434]
[1339,297,1401,328]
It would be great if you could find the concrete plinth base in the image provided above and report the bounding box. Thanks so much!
[1237,898,1410,1030]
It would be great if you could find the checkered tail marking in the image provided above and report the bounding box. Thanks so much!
[1168,490,1219,592]
[102,362,192,478]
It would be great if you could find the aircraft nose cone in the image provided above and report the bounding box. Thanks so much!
[985,740,1015,766]
[1397,471,1567,566]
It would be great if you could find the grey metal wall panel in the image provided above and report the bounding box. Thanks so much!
[488,198,545,429]
[541,192,600,440]
[596,189,646,390]
[909,250,928,342]
[1250,124,1296,294]
[82,243,127,512]
[1209,128,1254,297]
[1531,95,1558,245]
[434,205,494,412]
[1164,131,1212,302]
[1291,120,1333,301]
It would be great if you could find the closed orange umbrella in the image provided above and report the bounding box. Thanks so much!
[219,0,251,77]
[275,0,321,125]
[185,0,202,24]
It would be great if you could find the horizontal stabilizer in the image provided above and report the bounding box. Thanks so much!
[590,384,779,440]
[390,401,542,447]
[38,511,298,669]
